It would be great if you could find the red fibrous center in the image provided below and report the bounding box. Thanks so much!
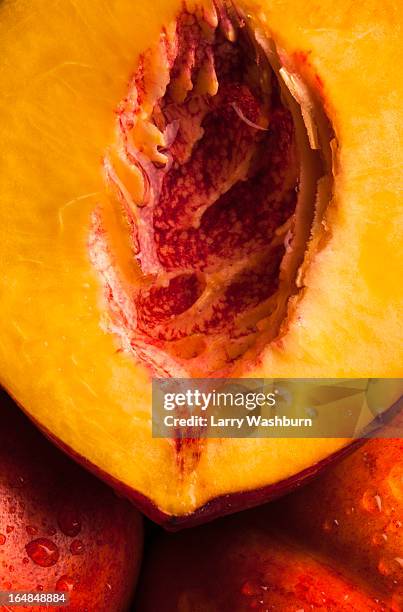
[91,6,302,376]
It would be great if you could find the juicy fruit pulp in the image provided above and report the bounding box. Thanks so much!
[91,2,329,376]
[0,0,401,522]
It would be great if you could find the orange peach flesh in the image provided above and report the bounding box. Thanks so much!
[0,0,401,521]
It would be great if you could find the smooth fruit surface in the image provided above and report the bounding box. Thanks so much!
[0,0,401,521]
[271,414,403,609]
[136,422,403,610]
[0,392,143,612]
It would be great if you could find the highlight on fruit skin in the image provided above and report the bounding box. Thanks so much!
[0,0,402,524]
[0,392,143,612]
[136,419,403,611]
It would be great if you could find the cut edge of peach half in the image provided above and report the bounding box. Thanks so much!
[0,0,401,522]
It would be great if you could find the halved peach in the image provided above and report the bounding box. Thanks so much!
[0,0,401,524]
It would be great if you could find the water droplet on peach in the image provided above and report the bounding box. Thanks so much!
[56,575,74,592]
[241,581,258,596]
[26,525,38,536]
[378,557,402,577]
[22,557,29,565]
[362,489,382,513]
[372,533,388,546]
[6,525,14,534]
[11,475,26,488]
[36,585,44,592]
[26,538,60,567]
[322,518,339,532]
[387,519,402,534]
[0,534,6,545]
[57,508,81,537]
[378,558,392,576]
[70,539,84,555]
